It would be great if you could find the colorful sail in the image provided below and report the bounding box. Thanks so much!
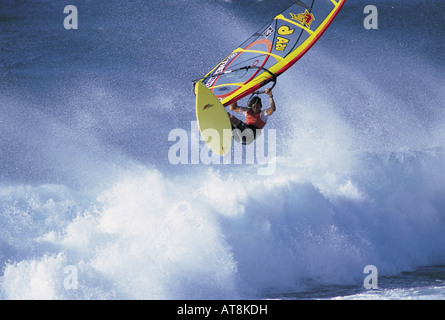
[198,0,346,106]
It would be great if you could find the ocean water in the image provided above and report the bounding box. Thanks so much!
[1,0,445,300]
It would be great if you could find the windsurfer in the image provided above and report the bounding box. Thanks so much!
[228,88,276,145]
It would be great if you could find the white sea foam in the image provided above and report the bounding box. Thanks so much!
[1,0,444,300]
[1,144,445,299]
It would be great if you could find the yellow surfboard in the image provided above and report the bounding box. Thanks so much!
[195,81,232,155]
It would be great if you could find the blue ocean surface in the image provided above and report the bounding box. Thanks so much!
[1,0,444,299]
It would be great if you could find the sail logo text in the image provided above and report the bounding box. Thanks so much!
[275,25,295,51]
